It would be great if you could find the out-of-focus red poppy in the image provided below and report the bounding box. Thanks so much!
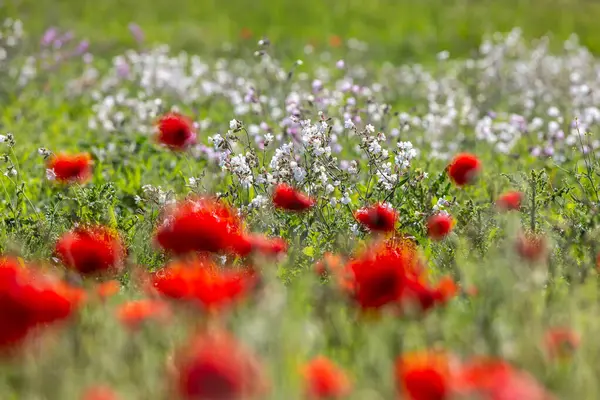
[240,27,253,40]
[496,191,523,211]
[246,234,287,256]
[354,203,397,232]
[396,351,451,400]
[447,153,481,186]
[452,358,554,400]
[156,113,197,151]
[0,257,84,352]
[272,183,315,212]
[314,252,343,278]
[173,331,267,400]
[516,231,547,262]
[329,35,342,48]
[95,280,120,300]
[81,386,119,400]
[151,258,255,313]
[303,356,352,399]
[55,225,125,276]
[346,239,424,310]
[47,152,93,183]
[426,213,454,241]
[116,299,170,330]
[544,327,580,360]
[155,197,251,256]
[346,239,455,313]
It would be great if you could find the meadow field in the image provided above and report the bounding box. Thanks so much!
[2,0,600,399]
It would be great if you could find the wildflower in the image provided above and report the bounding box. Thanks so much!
[151,258,255,312]
[544,327,580,359]
[354,203,397,232]
[427,213,454,241]
[314,252,344,278]
[81,386,119,400]
[447,153,481,186]
[95,280,120,300]
[453,358,553,400]
[396,351,451,400]
[344,119,354,129]
[0,257,84,352]
[155,197,251,256]
[496,191,523,211]
[329,35,342,48]
[303,356,352,399]
[116,299,170,330]
[272,183,315,211]
[229,119,242,131]
[173,332,267,400]
[55,226,125,276]
[516,231,547,262]
[246,234,287,256]
[156,113,196,150]
[347,239,424,310]
[47,152,93,183]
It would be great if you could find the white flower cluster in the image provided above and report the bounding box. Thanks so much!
[136,184,174,206]
[395,141,417,170]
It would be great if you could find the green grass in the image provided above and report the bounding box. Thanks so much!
[8,0,600,61]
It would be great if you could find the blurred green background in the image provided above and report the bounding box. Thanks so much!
[6,0,600,60]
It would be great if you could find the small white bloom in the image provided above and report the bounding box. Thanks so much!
[344,119,355,129]
[365,124,375,134]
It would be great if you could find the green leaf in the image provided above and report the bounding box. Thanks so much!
[302,246,314,257]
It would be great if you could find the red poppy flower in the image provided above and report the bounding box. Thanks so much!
[95,280,120,301]
[447,153,481,186]
[272,184,315,211]
[156,113,197,150]
[81,386,119,400]
[173,332,267,400]
[402,275,457,314]
[47,152,92,183]
[347,239,424,310]
[0,257,84,352]
[55,226,125,276]
[314,252,344,278]
[151,259,255,312]
[329,35,342,48]
[155,197,251,256]
[496,191,523,211]
[116,299,170,330]
[516,231,547,262]
[544,327,580,359]
[246,234,287,256]
[396,351,451,400]
[452,358,553,400]
[427,213,454,241]
[240,27,253,40]
[354,203,397,232]
[303,356,352,399]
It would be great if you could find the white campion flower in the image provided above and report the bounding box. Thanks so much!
[341,191,351,205]
[263,133,274,147]
[396,141,417,169]
[209,134,224,149]
[229,119,242,131]
[248,195,268,209]
[46,168,56,181]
